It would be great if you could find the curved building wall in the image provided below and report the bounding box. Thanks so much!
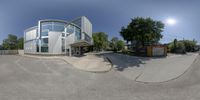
[24,27,38,54]
[40,21,66,37]
[48,31,62,54]
[39,20,67,53]
[25,29,37,41]
[24,16,92,55]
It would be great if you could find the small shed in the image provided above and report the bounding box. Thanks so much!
[147,45,167,57]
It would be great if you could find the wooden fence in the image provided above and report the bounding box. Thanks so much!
[0,50,18,55]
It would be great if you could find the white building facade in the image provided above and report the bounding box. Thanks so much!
[24,16,92,56]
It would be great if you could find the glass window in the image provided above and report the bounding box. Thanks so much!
[41,38,48,52]
[72,18,82,27]
[41,22,53,32]
[52,22,65,32]
[41,25,52,31]
[41,47,48,52]
[62,38,65,52]
[42,22,53,25]
[75,27,81,40]
[67,25,74,34]
[53,25,64,32]
[41,21,65,36]
[41,22,52,36]
[84,33,91,42]
[41,30,48,36]
[41,38,48,46]
[53,22,65,26]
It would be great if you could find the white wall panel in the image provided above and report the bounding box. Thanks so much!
[25,29,37,41]
[49,32,62,54]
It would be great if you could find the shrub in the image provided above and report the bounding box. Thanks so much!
[182,40,196,52]
[168,41,186,54]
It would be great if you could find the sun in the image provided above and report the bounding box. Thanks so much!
[166,18,176,25]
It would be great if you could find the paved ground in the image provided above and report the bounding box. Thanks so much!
[104,53,198,82]
[62,54,112,72]
[0,55,200,100]
[21,54,112,73]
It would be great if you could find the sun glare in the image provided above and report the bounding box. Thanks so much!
[166,18,176,25]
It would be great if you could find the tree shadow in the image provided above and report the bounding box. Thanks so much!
[102,53,152,71]
[72,52,167,72]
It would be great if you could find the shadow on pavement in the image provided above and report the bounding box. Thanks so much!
[102,53,151,71]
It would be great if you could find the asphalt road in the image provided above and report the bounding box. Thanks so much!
[0,55,200,100]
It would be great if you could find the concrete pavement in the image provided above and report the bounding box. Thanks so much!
[21,54,112,73]
[21,52,198,82]
[104,53,198,82]
[0,55,200,100]
[62,54,112,73]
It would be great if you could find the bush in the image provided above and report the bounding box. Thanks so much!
[168,41,186,54]
[182,40,196,52]
[176,42,186,54]
[116,40,125,51]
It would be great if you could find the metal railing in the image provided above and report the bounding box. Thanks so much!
[0,50,18,55]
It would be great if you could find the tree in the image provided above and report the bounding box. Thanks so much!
[110,37,119,51]
[120,17,164,48]
[116,40,125,51]
[17,37,24,49]
[92,32,108,51]
[173,38,178,51]
[2,34,18,50]
[168,41,186,54]
[168,38,198,53]
[181,40,196,52]
[110,37,125,51]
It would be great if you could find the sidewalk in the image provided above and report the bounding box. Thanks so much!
[20,54,112,73]
[61,54,112,73]
[104,53,198,83]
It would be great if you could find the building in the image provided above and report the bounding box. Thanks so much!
[24,16,92,56]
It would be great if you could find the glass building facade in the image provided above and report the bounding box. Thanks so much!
[24,16,92,56]
[41,21,65,36]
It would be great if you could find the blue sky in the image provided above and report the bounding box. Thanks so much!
[0,0,199,44]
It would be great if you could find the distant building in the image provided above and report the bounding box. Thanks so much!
[24,16,93,56]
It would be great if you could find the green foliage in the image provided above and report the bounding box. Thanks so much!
[168,39,197,54]
[2,34,18,50]
[17,37,24,49]
[182,40,197,52]
[168,41,186,54]
[116,40,125,51]
[120,17,164,48]
[110,37,125,51]
[2,34,24,50]
[110,37,119,51]
[92,32,108,51]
